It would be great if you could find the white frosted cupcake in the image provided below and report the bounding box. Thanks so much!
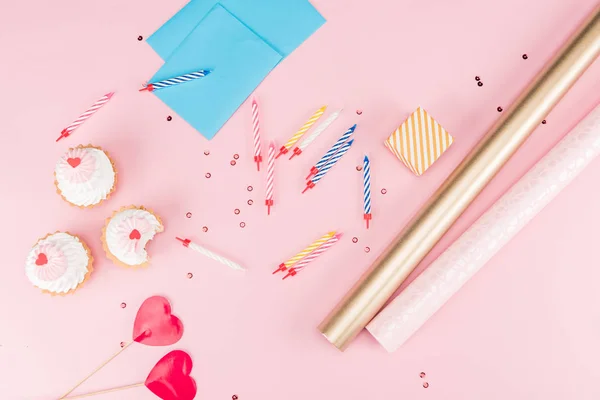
[102,206,164,268]
[25,232,93,295]
[55,145,116,208]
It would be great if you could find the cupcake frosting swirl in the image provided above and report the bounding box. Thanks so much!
[55,146,115,207]
[105,208,163,266]
[25,233,90,294]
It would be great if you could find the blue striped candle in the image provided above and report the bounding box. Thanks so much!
[140,70,211,92]
[306,124,357,179]
[303,139,355,193]
[363,155,372,228]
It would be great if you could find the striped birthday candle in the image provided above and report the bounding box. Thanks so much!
[276,106,327,158]
[265,142,276,215]
[272,231,336,274]
[289,109,342,159]
[282,233,343,280]
[303,139,354,193]
[56,92,115,142]
[139,69,211,92]
[251,98,263,171]
[306,124,356,179]
[363,155,372,228]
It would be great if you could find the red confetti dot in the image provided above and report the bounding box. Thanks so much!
[522,54,528,59]
[167,116,172,121]
[204,150,210,156]
[205,173,211,178]
[420,372,426,378]
[240,222,246,228]
[187,273,193,279]
[230,160,237,166]
[234,209,240,215]
[423,382,429,389]
[247,186,253,191]
[247,199,253,205]
[186,212,192,218]
[477,81,483,87]
[356,110,363,115]
[120,302,126,309]
[364,247,371,253]
[356,165,363,171]
[137,36,143,41]
[475,76,481,81]
[120,342,126,348]
[542,120,547,124]
[232,396,238,400]
[381,188,387,194]
[497,107,503,112]
[202,226,208,232]
[352,237,358,243]
[233,154,240,160]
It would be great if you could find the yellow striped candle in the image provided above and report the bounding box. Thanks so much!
[277,106,327,158]
[384,107,453,176]
[273,231,336,274]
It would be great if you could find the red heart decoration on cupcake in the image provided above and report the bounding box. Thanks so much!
[133,296,184,346]
[67,157,81,168]
[145,350,197,400]
[35,253,48,266]
[129,229,141,240]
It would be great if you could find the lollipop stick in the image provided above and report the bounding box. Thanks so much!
[58,340,137,399]
[64,382,144,399]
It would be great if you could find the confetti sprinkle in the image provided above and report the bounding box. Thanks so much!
[542,120,547,124]
[187,273,193,279]
[420,372,426,378]
[202,226,208,232]
[356,165,362,171]
[233,154,239,160]
[240,222,246,228]
[522,54,528,59]
[497,107,503,112]
[247,186,253,191]
[231,160,237,166]
[137,36,143,41]
[364,247,371,253]
[247,199,253,205]
[352,237,358,243]
[205,173,211,178]
[477,81,483,87]
[120,342,125,348]
[120,302,126,309]
[186,212,192,218]
[381,188,387,194]
[475,76,481,81]
[423,382,429,389]
[234,209,240,215]
[204,150,210,156]
[167,116,172,121]
[356,110,362,115]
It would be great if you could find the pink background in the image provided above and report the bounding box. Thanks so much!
[1,0,600,399]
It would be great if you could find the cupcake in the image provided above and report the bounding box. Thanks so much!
[55,145,117,208]
[102,206,164,268]
[25,232,93,295]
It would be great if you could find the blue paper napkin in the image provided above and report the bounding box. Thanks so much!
[149,5,283,139]
[146,0,325,139]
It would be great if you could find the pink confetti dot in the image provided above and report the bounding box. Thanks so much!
[230,160,237,166]
[356,110,363,115]
[364,246,371,253]
[202,226,208,232]
[381,188,387,194]
[204,150,210,156]
[247,186,253,192]
[240,222,246,228]
[352,237,358,243]
[187,273,193,279]
[247,199,253,205]
[120,342,125,348]
[120,302,126,309]
[423,382,429,389]
[234,209,240,215]
[420,372,426,378]
[233,154,240,160]
[232,396,238,400]
[186,212,192,218]
[356,165,362,171]
[205,173,211,178]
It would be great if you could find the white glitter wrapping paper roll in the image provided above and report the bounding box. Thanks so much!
[366,104,600,352]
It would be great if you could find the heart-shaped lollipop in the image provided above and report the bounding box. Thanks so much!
[146,350,197,400]
[133,296,184,346]
[63,351,197,400]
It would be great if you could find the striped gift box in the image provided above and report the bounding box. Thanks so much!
[384,107,453,176]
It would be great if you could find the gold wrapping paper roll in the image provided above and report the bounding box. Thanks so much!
[319,4,600,351]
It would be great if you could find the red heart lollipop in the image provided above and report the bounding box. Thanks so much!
[133,296,184,346]
[145,350,197,400]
